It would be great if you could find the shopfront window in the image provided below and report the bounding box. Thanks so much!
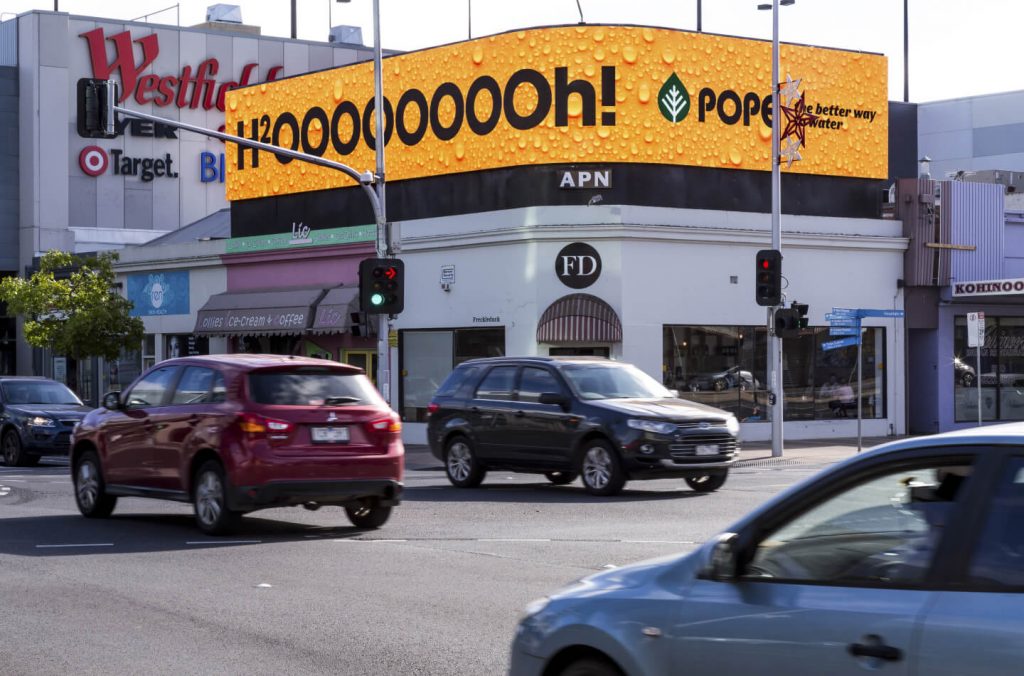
[663,325,885,422]
[400,327,505,422]
[954,316,1024,422]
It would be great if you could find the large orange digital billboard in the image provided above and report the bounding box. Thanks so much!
[225,25,888,200]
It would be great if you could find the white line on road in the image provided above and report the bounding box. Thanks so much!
[332,538,408,543]
[185,540,262,545]
[36,543,114,548]
[480,538,551,542]
[623,540,696,544]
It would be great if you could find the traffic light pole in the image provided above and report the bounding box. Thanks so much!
[769,0,784,457]
[371,0,392,407]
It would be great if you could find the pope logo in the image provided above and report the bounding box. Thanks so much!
[658,73,690,124]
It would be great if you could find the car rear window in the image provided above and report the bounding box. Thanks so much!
[247,368,381,406]
[435,365,481,398]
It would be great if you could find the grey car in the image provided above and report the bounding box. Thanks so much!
[0,378,91,466]
[510,423,1024,676]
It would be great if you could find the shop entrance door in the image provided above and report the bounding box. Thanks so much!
[343,350,379,386]
[548,346,610,358]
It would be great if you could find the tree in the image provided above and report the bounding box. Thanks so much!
[0,250,144,362]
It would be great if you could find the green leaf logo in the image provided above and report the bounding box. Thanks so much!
[658,73,690,124]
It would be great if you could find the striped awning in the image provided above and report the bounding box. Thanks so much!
[536,294,622,344]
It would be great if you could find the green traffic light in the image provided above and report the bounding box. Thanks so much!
[370,292,386,306]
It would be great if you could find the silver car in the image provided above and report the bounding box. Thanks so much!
[510,424,1024,676]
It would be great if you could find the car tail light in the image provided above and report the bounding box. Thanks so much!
[368,415,402,434]
[237,413,294,441]
[427,402,439,416]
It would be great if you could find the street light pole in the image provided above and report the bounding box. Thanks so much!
[371,0,391,407]
[757,0,787,457]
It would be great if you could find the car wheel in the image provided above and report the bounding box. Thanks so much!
[713,379,727,392]
[444,436,486,488]
[544,471,578,485]
[73,451,117,518]
[579,440,626,496]
[193,460,241,535]
[558,657,624,676]
[2,430,25,467]
[961,373,975,387]
[345,498,392,529]
[686,471,728,492]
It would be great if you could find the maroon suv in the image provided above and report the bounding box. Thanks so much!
[71,355,403,534]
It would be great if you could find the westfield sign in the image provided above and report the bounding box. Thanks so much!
[80,28,283,112]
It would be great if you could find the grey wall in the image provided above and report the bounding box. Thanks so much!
[919,90,1024,179]
[0,66,17,272]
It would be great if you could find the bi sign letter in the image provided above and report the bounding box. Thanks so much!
[200,151,226,183]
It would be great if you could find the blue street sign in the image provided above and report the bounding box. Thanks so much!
[822,337,860,351]
[829,327,860,336]
[831,307,857,316]
[827,317,860,326]
[857,308,906,318]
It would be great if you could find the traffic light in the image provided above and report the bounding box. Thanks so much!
[76,78,119,138]
[791,302,809,329]
[774,308,801,338]
[359,258,404,315]
[755,249,783,306]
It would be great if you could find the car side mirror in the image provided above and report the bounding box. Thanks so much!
[668,389,680,398]
[102,391,122,410]
[703,532,741,582]
[538,392,569,409]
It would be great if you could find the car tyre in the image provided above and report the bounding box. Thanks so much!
[345,498,392,529]
[544,471,578,485]
[558,657,624,676]
[579,440,626,496]
[2,430,26,467]
[444,436,486,488]
[961,372,975,388]
[686,471,728,492]
[73,451,117,518]
[193,460,241,535]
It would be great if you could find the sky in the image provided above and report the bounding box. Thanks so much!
[2,0,1021,103]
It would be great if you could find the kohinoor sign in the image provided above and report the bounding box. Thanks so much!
[953,278,1024,298]
[226,24,888,200]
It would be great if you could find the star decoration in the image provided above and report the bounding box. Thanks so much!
[780,137,802,168]
[779,75,802,107]
[779,94,819,148]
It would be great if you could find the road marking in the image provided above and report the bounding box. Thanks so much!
[623,540,696,544]
[36,543,114,549]
[0,487,10,496]
[480,538,551,542]
[185,540,262,545]
[332,538,408,543]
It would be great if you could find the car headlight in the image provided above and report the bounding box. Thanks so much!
[28,416,56,428]
[726,415,740,436]
[627,419,677,435]
[520,596,550,620]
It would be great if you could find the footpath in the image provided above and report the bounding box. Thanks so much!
[404,436,908,473]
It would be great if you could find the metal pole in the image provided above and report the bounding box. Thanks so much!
[977,343,982,426]
[857,329,863,452]
[372,0,391,407]
[903,0,909,102]
[468,0,472,39]
[291,0,297,39]
[697,0,702,31]
[769,0,783,457]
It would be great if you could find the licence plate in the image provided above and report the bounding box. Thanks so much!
[311,426,350,443]
[695,444,719,456]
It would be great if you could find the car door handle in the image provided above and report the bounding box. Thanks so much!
[848,640,903,662]
[188,415,202,425]
[514,410,525,418]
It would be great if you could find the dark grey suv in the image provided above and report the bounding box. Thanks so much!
[0,377,92,466]
[426,357,740,496]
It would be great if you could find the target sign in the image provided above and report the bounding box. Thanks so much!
[79,146,109,177]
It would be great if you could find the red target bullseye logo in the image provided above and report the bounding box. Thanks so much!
[79,145,109,177]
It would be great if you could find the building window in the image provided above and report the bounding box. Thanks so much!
[663,325,886,422]
[954,316,1024,422]
[142,334,157,371]
[399,327,505,422]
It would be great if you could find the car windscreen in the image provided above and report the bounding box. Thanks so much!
[2,380,83,405]
[247,368,382,406]
[561,363,673,400]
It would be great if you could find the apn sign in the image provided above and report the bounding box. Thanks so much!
[559,170,612,189]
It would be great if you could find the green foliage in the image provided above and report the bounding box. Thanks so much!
[0,250,145,362]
